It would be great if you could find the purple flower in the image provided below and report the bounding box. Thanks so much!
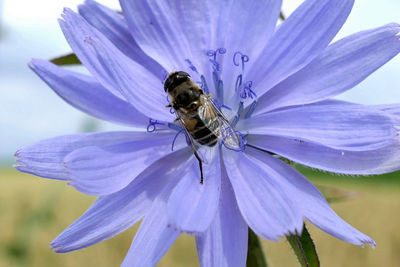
[15,0,400,266]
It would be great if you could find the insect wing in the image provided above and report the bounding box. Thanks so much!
[197,96,244,151]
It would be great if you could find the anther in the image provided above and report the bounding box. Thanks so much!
[200,75,210,94]
[232,101,244,127]
[235,74,243,93]
[185,59,199,74]
[245,100,258,119]
[213,71,224,102]
[212,99,232,111]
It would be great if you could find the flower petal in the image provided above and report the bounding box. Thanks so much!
[14,131,141,180]
[167,148,221,233]
[239,103,398,151]
[78,0,164,76]
[247,134,400,175]
[215,0,282,59]
[374,104,400,116]
[246,147,375,246]
[60,9,172,122]
[223,149,303,241]
[195,172,248,267]
[121,175,186,267]
[120,0,195,71]
[255,23,400,113]
[247,0,354,97]
[217,0,282,105]
[51,148,192,253]
[64,132,183,196]
[29,59,148,127]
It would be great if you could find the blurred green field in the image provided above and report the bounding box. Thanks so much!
[0,167,399,267]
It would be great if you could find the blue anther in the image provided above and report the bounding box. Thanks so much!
[213,99,232,111]
[147,118,164,132]
[217,80,224,102]
[209,59,221,71]
[245,100,258,119]
[235,74,243,92]
[231,101,244,127]
[185,59,199,73]
[167,122,181,131]
[213,71,224,101]
[237,101,244,117]
[200,75,210,94]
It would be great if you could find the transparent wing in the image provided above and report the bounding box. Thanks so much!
[197,95,245,151]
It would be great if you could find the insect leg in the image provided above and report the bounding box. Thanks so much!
[189,140,204,184]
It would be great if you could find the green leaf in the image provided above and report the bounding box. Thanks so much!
[287,225,320,267]
[246,228,268,267]
[50,53,81,65]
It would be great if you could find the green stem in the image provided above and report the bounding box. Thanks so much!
[286,225,320,267]
[246,228,268,267]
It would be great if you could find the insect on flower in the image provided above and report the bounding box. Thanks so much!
[164,71,245,183]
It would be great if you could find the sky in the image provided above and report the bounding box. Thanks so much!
[0,0,400,161]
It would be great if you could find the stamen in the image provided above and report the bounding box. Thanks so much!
[245,100,258,119]
[185,59,199,74]
[233,51,249,71]
[167,122,181,131]
[213,99,232,111]
[240,81,257,100]
[235,74,243,93]
[213,71,224,101]
[171,128,185,151]
[232,101,244,127]
[147,118,164,132]
[207,48,226,72]
[200,75,210,94]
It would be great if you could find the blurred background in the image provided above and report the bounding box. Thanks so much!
[0,0,399,266]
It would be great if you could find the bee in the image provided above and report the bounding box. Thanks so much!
[164,71,244,184]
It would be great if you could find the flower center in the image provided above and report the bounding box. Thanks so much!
[147,48,257,152]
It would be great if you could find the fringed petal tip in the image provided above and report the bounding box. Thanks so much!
[344,235,376,248]
[50,241,80,254]
[363,238,376,248]
[50,240,69,253]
